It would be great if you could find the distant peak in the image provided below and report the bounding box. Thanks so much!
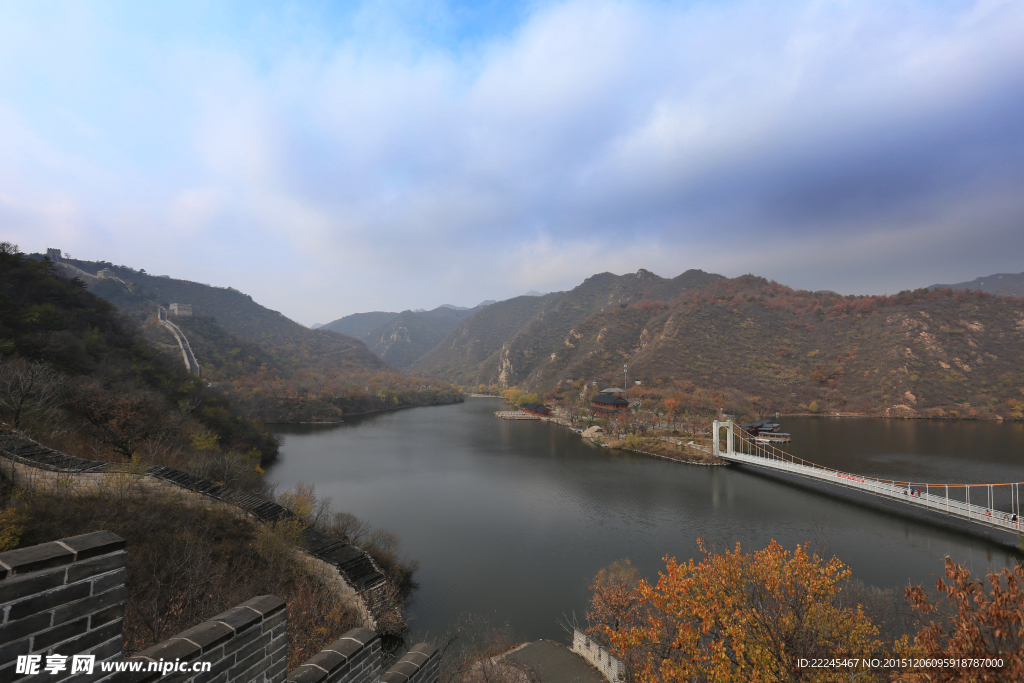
[310,323,325,329]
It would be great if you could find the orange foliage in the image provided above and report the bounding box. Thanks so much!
[900,559,1023,682]
[601,539,881,682]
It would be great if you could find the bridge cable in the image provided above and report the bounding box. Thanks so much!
[721,421,1024,528]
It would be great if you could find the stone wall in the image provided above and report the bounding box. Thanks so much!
[286,627,380,683]
[572,629,624,683]
[379,644,439,683]
[288,630,439,683]
[92,595,288,683]
[158,306,201,375]
[0,426,386,600]
[0,531,127,681]
[0,428,385,634]
[2,533,440,683]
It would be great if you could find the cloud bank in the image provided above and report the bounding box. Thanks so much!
[1,0,1022,323]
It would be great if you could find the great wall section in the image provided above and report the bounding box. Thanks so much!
[0,531,439,683]
[158,305,201,376]
[13,252,626,683]
[46,249,202,377]
[0,424,447,683]
[0,426,386,614]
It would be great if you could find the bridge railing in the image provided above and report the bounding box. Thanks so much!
[713,420,1024,534]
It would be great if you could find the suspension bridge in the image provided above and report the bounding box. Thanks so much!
[709,420,1023,540]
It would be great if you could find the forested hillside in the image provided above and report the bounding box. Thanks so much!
[0,243,276,478]
[930,271,1024,297]
[320,305,484,368]
[32,253,462,422]
[0,245,421,660]
[360,305,481,367]
[321,311,399,338]
[42,254,386,376]
[533,276,1024,419]
[414,269,723,385]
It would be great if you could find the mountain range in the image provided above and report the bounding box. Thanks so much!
[38,249,1024,419]
[31,252,464,421]
[317,297,510,367]
[414,271,1024,418]
[413,268,723,382]
[42,255,387,376]
[336,267,1020,419]
[929,272,1024,297]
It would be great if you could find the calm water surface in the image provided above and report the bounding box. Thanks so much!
[266,401,1024,642]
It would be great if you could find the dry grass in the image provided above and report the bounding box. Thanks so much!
[0,479,360,665]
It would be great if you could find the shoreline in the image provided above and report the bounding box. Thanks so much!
[775,412,1015,422]
[619,446,727,466]
[264,397,465,424]
[535,412,725,466]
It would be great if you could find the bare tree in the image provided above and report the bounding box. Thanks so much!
[68,382,173,457]
[0,357,67,429]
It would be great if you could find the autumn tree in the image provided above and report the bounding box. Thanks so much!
[588,559,643,637]
[900,559,1023,682]
[602,539,883,682]
[662,397,684,428]
[587,559,648,675]
[750,396,773,420]
[68,382,174,457]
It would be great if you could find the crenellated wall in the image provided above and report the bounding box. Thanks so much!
[0,426,386,616]
[1,533,438,683]
[0,531,127,681]
[286,627,380,683]
[158,305,201,375]
[94,595,289,683]
[379,644,439,683]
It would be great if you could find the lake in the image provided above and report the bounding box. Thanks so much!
[266,400,1024,642]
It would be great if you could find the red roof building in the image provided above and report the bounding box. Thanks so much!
[590,394,630,414]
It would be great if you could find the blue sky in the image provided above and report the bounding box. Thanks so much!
[2,0,1022,325]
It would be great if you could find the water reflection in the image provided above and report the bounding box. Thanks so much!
[267,403,1022,642]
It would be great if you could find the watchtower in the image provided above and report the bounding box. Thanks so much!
[45,248,62,261]
[169,303,193,317]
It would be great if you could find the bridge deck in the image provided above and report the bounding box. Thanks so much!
[719,450,1023,536]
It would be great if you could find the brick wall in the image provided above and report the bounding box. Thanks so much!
[0,427,386,600]
[93,595,288,683]
[0,531,127,682]
[288,630,439,683]
[286,627,380,683]
[1,532,438,683]
[380,643,439,683]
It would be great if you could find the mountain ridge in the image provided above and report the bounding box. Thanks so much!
[35,253,387,377]
[928,271,1024,297]
[498,276,1024,419]
[413,268,725,385]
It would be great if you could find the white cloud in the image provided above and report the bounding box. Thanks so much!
[1,0,1022,323]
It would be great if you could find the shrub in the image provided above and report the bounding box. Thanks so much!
[1,482,359,662]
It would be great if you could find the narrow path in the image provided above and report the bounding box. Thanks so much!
[504,641,606,683]
[0,425,387,592]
